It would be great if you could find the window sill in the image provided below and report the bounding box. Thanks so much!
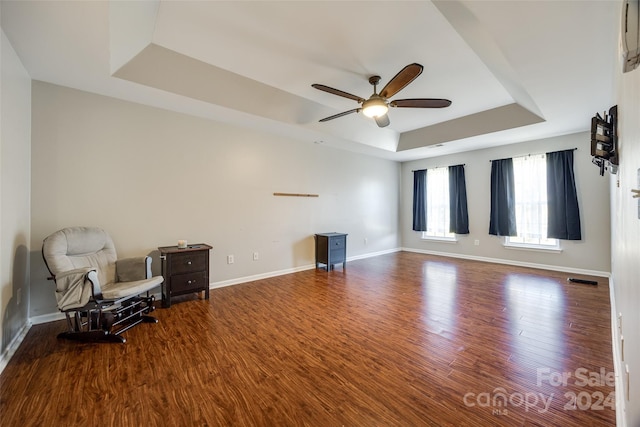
[421,236,458,243]
[503,243,562,253]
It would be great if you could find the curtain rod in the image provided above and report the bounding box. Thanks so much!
[411,163,465,172]
[488,147,577,163]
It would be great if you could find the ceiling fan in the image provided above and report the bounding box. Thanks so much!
[312,63,451,128]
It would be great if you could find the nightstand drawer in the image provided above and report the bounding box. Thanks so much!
[171,271,207,293]
[170,251,207,275]
[330,248,345,259]
[331,236,346,248]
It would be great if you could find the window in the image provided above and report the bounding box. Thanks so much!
[422,167,455,240]
[505,154,559,250]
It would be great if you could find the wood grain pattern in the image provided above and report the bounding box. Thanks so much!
[0,252,615,426]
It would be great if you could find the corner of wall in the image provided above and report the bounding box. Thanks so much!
[0,25,32,375]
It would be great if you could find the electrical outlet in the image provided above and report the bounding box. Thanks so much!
[619,313,623,334]
[253,252,259,261]
[227,255,234,264]
[364,238,368,245]
[621,335,625,361]
[474,240,480,246]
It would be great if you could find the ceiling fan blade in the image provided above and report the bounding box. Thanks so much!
[379,63,423,99]
[312,84,365,103]
[390,98,452,108]
[319,108,361,122]
[374,114,390,128]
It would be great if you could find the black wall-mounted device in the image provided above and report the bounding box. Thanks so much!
[591,105,618,176]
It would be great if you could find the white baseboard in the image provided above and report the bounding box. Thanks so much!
[401,247,611,278]
[210,264,316,289]
[608,277,627,427]
[30,311,66,325]
[209,247,402,289]
[0,321,31,375]
[345,247,401,261]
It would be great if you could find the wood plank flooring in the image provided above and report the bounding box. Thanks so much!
[0,252,615,426]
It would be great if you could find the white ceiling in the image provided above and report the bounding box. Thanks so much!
[1,0,619,162]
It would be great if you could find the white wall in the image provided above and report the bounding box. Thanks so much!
[0,27,31,360]
[610,6,640,425]
[29,82,401,317]
[401,132,611,275]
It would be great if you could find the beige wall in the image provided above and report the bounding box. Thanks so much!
[29,81,401,317]
[610,6,640,424]
[0,27,31,359]
[401,132,611,275]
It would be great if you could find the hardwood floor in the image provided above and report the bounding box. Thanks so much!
[0,252,615,426]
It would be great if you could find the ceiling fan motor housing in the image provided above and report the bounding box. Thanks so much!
[362,95,388,118]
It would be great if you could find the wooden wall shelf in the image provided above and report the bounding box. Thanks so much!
[273,192,319,198]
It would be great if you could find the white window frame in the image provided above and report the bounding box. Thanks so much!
[503,154,560,252]
[504,235,561,252]
[420,167,457,242]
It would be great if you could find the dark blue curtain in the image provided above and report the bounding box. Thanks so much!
[412,169,427,231]
[546,150,582,240]
[489,158,517,236]
[448,165,469,234]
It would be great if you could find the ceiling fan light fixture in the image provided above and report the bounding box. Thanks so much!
[312,63,450,127]
[362,97,388,118]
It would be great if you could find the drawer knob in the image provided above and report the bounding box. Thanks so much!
[187,261,192,265]
[187,280,196,284]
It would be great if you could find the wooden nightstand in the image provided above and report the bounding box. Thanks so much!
[315,233,347,271]
[158,244,212,308]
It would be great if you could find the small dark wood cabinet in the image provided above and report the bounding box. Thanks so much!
[315,233,347,271]
[158,243,212,308]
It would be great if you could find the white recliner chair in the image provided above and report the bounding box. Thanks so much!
[42,226,164,343]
